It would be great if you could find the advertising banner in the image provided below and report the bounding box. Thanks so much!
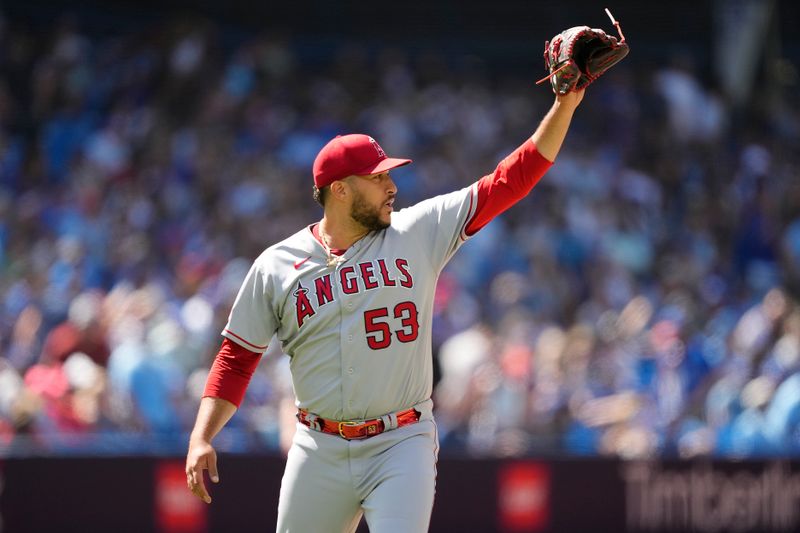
[2,456,800,532]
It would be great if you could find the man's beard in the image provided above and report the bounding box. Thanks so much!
[350,190,390,231]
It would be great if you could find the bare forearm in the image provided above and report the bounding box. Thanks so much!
[190,396,238,443]
[531,90,583,162]
[186,396,235,504]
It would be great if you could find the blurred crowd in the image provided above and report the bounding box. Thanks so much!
[1,12,799,459]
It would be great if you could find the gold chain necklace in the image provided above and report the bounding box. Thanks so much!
[320,230,346,268]
[319,225,369,268]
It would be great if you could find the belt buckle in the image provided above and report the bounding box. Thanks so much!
[338,421,359,439]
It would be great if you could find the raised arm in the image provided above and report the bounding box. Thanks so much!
[464,89,584,235]
[532,89,585,162]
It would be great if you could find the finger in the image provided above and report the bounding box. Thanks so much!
[199,486,212,504]
[192,474,211,504]
[208,452,219,483]
[188,463,200,487]
[186,464,197,490]
[186,463,211,503]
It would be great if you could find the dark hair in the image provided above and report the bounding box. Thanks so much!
[312,185,329,207]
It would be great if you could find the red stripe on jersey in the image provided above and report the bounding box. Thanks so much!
[459,184,476,242]
[223,329,267,351]
[464,140,553,236]
[203,338,262,408]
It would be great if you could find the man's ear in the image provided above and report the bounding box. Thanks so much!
[329,179,350,201]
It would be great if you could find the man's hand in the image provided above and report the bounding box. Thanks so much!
[556,87,585,109]
[186,438,220,504]
[185,396,237,504]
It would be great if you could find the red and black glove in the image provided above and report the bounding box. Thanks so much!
[537,10,630,95]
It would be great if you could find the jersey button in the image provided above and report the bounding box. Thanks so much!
[347,335,353,342]
[348,367,354,374]
[346,302,353,309]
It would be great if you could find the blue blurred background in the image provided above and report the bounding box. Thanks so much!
[0,0,799,463]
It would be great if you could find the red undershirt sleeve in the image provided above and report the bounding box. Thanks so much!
[203,338,263,408]
[464,139,553,236]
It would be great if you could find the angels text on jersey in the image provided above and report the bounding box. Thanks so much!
[293,257,414,332]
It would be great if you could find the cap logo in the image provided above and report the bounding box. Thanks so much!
[368,137,386,159]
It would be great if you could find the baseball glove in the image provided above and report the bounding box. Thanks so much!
[537,9,629,95]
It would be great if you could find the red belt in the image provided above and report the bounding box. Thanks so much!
[296,407,421,440]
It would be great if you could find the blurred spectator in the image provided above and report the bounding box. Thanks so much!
[0,10,799,460]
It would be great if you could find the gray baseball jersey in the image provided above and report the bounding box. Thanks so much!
[223,183,478,421]
[223,181,479,532]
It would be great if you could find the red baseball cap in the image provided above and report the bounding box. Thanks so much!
[313,134,412,189]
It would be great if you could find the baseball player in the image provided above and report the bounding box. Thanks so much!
[185,86,583,532]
